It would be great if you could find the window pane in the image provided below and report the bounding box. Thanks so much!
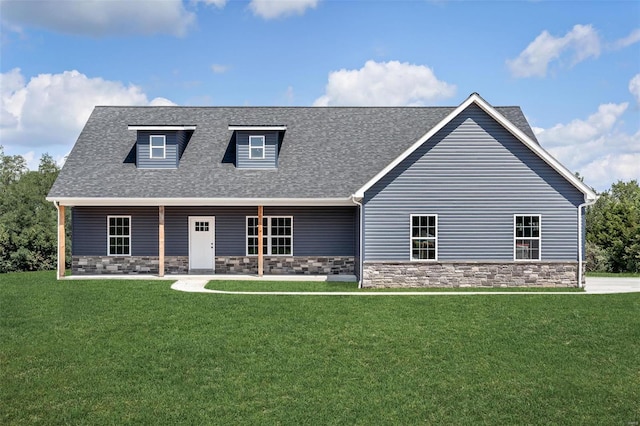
[108,217,130,256]
[250,147,263,158]
[151,147,164,158]
[411,215,436,261]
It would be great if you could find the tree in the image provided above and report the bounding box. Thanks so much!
[586,180,640,273]
[0,148,70,273]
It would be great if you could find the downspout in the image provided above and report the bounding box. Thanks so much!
[577,197,597,288]
[351,195,364,288]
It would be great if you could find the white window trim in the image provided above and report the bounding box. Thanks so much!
[410,214,438,262]
[249,135,265,160]
[107,215,132,256]
[150,135,166,159]
[513,214,541,261]
[246,215,294,256]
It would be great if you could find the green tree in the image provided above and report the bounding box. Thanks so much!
[0,148,69,273]
[586,180,640,273]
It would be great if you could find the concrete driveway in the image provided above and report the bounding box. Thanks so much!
[584,277,640,294]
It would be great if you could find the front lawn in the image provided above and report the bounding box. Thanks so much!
[1,271,639,424]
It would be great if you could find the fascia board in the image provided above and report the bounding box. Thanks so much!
[45,197,354,207]
[228,126,287,131]
[127,125,197,131]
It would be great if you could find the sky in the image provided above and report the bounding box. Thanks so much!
[1,0,638,192]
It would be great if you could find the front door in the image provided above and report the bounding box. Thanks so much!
[189,216,215,271]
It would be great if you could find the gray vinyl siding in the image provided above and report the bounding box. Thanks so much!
[266,207,355,256]
[363,104,585,262]
[236,132,278,169]
[72,207,158,256]
[72,206,356,257]
[136,131,179,169]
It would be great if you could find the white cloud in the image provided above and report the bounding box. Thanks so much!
[193,0,228,7]
[580,153,640,187]
[211,64,230,74]
[249,0,319,20]
[0,68,176,150]
[535,103,639,191]
[611,28,640,50]
[507,24,601,78]
[313,60,456,106]
[629,74,640,105]
[537,103,628,147]
[1,0,195,37]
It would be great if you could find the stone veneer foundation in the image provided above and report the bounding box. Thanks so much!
[362,261,582,288]
[72,256,354,276]
[215,256,354,275]
[72,256,189,275]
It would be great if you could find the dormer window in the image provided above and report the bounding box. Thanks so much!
[249,135,265,159]
[150,135,166,159]
[228,125,286,169]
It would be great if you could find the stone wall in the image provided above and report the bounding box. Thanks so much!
[72,256,189,275]
[362,261,581,288]
[215,256,354,275]
[72,255,354,276]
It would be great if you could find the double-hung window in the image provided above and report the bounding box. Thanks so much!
[150,135,166,159]
[514,215,540,260]
[249,135,265,159]
[247,216,293,255]
[410,215,437,261]
[108,216,131,256]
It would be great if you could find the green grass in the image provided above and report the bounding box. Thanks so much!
[2,271,639,425]
[586,271,640,278]
[204,280,585,292]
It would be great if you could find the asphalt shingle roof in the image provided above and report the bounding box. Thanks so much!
[48,105,537,199]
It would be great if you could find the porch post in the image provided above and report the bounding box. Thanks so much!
[159,206,165,277]
[57,204,65,279]
[258,205,263,277]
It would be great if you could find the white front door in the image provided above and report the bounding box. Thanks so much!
[188,216,215,271]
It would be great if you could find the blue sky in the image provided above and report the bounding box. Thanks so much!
[1,0,638,191]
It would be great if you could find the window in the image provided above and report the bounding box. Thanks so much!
[247,216,292,255]
[514,215,540,260]
[249,135,265,159]
[411,215,437,261]
[108,216,131,256]
[195,221,209,232]
[150,135,166,159]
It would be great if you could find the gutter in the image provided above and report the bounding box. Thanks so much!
[350,195,364,289]
[577,196,598,288]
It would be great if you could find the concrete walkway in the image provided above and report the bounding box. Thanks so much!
[171,276,640,295]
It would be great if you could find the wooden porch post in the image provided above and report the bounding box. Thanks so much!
[57,204,65,279]
[258,205,263,277]
[159,206,165,277]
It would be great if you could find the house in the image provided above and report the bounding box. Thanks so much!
[47,93,597,287]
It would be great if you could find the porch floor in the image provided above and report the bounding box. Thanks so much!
[62,274,357,282]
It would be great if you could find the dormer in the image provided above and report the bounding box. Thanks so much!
[228,125,286,169]
[128,125,196,169]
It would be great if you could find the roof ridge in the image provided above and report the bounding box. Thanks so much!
[93,105,523,109]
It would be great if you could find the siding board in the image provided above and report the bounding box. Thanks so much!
[73,206,356,257]
[136,131,179,169]
[363,104,584,262]
[236,131,278,169]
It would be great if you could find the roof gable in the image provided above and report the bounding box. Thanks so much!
[353,93,596,202]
